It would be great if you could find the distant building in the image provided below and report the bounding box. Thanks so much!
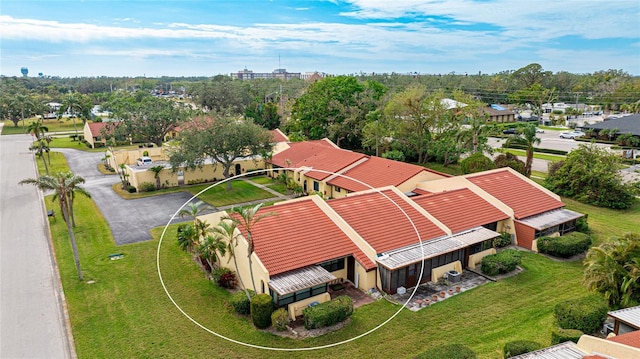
[302,71,327,81]
[231,68,301,80]
[21,67,28,77]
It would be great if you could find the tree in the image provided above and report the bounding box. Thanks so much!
[26,118,49,140]
[225,203,276,293]
[545,144,635,209]
[29,139,50,175]
[510,124,540,177]
[211,220,250,299]
[169,117,273,190]
[583,233,640,308]
[508,83,556,125]
[494,152,526,175]
[384,86,447,164]
[110,93,188,147]
[148,165,164,190]
[245,101,280,130]
[60,92,91,136]
[197,233,227,272]
[511,63,551,88]
[19,172,90,280]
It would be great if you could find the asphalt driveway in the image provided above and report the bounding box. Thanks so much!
[58,148,199,245]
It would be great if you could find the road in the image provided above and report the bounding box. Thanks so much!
[0,127,74,358]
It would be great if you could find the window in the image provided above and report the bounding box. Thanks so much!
[535,225,559,239]
[313,181,319,191]
[483,222,498,231]
[335,186,341,193]
[469,239,493,254]
[274,284,328,307]
[319,258,345,273]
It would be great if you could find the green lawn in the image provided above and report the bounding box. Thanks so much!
[2,118,81,135]
[497,148,565,162]
[563,198,640,245]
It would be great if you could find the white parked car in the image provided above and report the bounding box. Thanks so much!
[559,131,585,139]
[136,156,153,166]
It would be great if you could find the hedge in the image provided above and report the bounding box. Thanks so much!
[553,295,608,334]
[229,290,255,315]
[481,249,522,276]
[460,152,496,174]
[250,294,274,329]
[415,343,477,359]
[303,295,353,330]
[503,143,568,156]
[551,328,583,344]
[139,182,156,192]
[271,308,289,331]
[537,232,592,258]
[503,340,542,358]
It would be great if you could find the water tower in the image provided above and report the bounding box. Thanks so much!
[21,67,28,77]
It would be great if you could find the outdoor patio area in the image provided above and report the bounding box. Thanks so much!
[390,270,491,311]
[328,281,376,308]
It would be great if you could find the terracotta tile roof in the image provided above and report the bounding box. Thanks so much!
[231,198,375,275]
[87,122,110,137]
[269,140,366,181]
[412,188,509,233]
[466,169,564,219]
[269,129,289,143]
[327,156,450,192]
[607,330,640,348]
[328,189,447,253]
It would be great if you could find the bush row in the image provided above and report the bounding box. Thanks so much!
[553,295,608,334]
[537,232,592,258]
[503,340,541,358]
[503,143,568,156]
[229,290,255,315]
[303,295,353,330]
[551,328,583,344]
[481,249,522,276]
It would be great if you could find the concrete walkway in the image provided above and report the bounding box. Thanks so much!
[0,125,75,358]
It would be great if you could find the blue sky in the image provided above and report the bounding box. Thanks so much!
[1,0,639,77]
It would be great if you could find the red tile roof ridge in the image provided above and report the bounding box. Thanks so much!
[466,167,562,201]
[269,129,289,143]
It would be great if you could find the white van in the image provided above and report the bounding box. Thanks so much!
[136,157,153,166]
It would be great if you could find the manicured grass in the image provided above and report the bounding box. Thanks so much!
[497,148,565,162]
[2,118,81,135]
[113,179,276,207]
[563,198,640,245]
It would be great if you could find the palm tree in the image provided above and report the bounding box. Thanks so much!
[19,172,90,280]
[179,200,212,230]
[29,139,50,175]
[26,118,48,140]
[197,233,227,272]
[60,172,90,227]
[514,124,541,177]
[60,92,84,137]
[583,233,640,308]
[148,165,164,190]
[211,220,250,299]
[177,224,197,252]
[225,203,276,293]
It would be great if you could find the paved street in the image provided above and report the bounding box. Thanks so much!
[0,127,74,358]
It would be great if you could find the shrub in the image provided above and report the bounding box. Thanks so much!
[493,232,512,248]
[271,308,289,331]
[303,295,353,330]
[553,295,608,334]
[212,268,236,288]
[126,185,137,193]
[250,294,274,329]
[460,152,496,174]
[537,232,592,258]
[503,340,542,358]
[494,152,526,175]
[143,150,149,156]
[229,290,255,315]
[576,214,590,233]
[551,328,583,344]
[139,182,156,192]
[415,343,477,359]
[481,249,522,276]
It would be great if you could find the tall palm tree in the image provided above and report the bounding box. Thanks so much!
[19,172,90,280]
[179,200,212,230]
[60,92,84,137]
[60,172,90,227]
[26,118,49,140]
[225,203,276,293]
[29,139,50,175]
[148,165,164,190]
[514,124,541,177]
[197,233,227,272]
[211,220,250,299]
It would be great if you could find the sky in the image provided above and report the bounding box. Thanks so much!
[1,0,639,78]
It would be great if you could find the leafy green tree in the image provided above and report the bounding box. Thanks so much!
[225,203,276,293]
[60,92,92,136]
[545,144,635,209]
[511,63,552,88]
[361,110,392,156]
[460,152,496,174]
[19,172,90,280]
[110,93,188,146]
[197,233,227,271]
[583,233,640,308]
[493,152,526,175]
[508,83,556,125]
[169,117,273,190]
[245,101,280,130]
[384,86,447,164]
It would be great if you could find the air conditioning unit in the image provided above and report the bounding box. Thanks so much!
[601,323,614,336]
[447,270,461,283]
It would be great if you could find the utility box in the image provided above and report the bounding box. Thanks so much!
[447,270,461,283]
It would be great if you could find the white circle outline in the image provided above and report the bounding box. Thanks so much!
[157,167,427,351]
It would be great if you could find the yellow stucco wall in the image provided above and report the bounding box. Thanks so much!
[431,260,463,282]
[83,123,95,148]
[355,267,377,292]
[288,292,331,320]
[468,248,496,270]
[577,334,640,357]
